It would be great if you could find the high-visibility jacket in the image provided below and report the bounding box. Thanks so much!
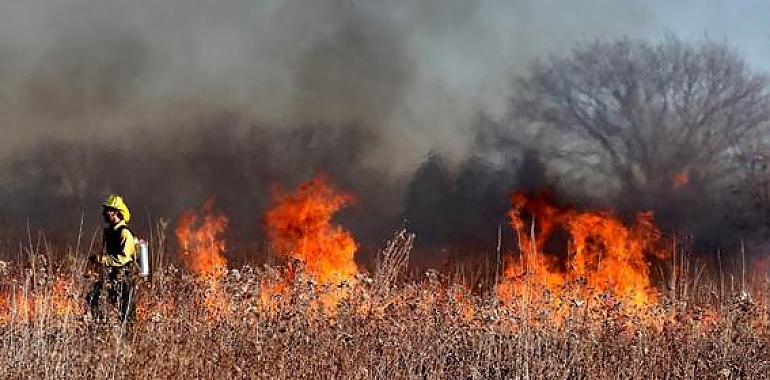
[98,220,137,267]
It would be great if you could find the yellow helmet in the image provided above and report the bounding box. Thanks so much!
[102,194,131,223]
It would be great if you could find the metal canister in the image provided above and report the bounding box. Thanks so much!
[137,239,150,277]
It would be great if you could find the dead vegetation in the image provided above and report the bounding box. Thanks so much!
[0,230,769,380]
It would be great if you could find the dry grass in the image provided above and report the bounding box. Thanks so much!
[0,233,769,379]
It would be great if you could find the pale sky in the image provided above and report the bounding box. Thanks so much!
[647,1,770,69]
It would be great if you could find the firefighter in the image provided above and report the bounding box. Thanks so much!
[87,194,138,324]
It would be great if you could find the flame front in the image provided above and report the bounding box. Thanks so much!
[175,200,229,314]
[0,278,78,324]
[500,193,667,308]
[264,176,358,284]
[175,200,228,278]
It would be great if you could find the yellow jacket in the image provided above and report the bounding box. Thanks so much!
[99,220,137,267]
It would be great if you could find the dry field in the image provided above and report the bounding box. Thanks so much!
[0,233,768,380]
[2,180,770,379]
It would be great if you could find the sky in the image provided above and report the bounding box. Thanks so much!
[650,1,770,68]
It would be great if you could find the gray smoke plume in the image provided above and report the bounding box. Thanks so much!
[0,1,661,162]
[1,1,767,261]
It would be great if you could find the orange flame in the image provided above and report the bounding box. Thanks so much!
[264,176,359,285]
[673,171,689,189]
[49,278,76,316]
[259,279,286,315]
[175,199,228,278]
[0,278,78,324]
[175,200,229,314]
[499,193,667,308]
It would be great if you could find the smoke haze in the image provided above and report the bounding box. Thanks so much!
[1,0,768,260]
[0,0,658,163]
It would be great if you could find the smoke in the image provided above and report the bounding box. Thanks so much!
[0,0,658,160]
[2,1,762,260]
[0,0,417,252]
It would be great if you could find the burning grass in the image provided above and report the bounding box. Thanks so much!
[499,193,668,317]
[1,182,769,378]
[265,176,359,285]
[0,237,769,379]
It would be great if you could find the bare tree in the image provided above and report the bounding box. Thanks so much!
[730,143,770,234]
[511,37,770,211]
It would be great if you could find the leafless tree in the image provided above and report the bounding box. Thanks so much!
[730,143,770,233]
[511,37,770,211]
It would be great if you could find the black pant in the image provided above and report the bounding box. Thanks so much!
[87,266,137,323]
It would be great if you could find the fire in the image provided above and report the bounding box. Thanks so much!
[0,278,78,324]
[264,176,359,285]
[499,193,667,308]
[259,278,286,315]
[673,171,689,189]
[0,290,24,323]
[175,200,229,313]
[49,278,76,316]
[175,199,228,278]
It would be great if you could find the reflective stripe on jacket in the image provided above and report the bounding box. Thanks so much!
[99,220,136,267]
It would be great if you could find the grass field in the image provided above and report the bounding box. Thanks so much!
[0,229,768,380]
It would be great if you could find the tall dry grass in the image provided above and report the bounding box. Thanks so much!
[0,230,769,379]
